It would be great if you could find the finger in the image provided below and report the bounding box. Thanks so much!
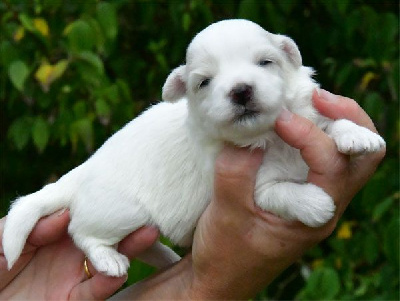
[27,209,70,248]
[73,226,160,300]
[313,89,386,179]
[0,217,35,289]
[83,226,160,279]
[118,226,160,260]
[0,210,69,256]
[214,144,263,208]
[70,273,128,301]
[313,89,378,132]
[275,109,346,175]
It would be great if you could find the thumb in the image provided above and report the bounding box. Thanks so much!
[214,145,263,209]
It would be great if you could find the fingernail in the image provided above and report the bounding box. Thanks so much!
[319,89,338,102]
[57,208,67,217]
[278,108,293,122]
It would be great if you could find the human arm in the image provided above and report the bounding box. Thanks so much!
[112,90,385,300]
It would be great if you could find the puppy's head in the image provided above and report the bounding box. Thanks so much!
[163,19,312,145]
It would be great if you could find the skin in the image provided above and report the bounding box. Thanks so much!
[0,90,385,300]
[0,212,160,300]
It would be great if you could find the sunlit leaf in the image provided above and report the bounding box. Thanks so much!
[35,59,68,91]
[13,26,25,42]
[33,18,49,37]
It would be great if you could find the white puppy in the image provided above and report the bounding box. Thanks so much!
[3,19,385,277]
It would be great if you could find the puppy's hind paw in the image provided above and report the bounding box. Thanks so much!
[295,184,336,227]
[88,247,130,277]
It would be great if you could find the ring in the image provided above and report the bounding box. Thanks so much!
[83,257,93,279]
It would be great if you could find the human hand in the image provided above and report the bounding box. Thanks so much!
[187,89,385,299]
[0,210,159,300]
[111,89,385,300]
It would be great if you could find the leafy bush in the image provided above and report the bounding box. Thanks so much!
[0,0,398,299]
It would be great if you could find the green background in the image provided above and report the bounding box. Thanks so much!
[0,0,398,299]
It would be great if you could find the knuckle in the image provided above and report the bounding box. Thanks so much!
[295,119,318,148]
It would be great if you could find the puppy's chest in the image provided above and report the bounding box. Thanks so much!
[257,143,308,185]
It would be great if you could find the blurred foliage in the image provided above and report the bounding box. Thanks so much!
[0,0,398,299]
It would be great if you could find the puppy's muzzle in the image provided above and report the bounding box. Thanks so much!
[229,84,253,106]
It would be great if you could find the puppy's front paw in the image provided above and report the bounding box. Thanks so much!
[329,119,385,155]
[335,128,385,155]
[89,247,130,277]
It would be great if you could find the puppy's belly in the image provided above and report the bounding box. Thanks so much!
[68,193,150,244]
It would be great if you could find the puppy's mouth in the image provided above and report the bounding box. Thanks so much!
[234,107,260,123]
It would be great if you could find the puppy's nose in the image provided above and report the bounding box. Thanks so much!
[230,84,253,106]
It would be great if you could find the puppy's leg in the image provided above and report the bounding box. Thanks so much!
[255,182,335,227]
[326,119,385,155]
[73,234,130,277]
[137,241,181,269]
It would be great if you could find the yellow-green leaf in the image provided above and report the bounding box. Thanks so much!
[35,59,69,92]
[33,18,49,37]
[13,26,25,42]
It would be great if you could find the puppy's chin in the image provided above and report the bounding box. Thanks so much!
[218,113,278,147]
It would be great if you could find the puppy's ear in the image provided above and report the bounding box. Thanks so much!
[162,65,187,102]
[276,35,302,68]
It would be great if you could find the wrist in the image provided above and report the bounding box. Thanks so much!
[110,255,195,300]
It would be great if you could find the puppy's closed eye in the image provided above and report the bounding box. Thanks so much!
[198,78,211,89]
[257,59,273,67]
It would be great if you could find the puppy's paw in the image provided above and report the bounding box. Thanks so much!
[335,128,385,155]
[329,119,385,155]
[88,247,130,277]
[294,184,335,227]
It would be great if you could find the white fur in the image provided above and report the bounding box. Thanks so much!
[3,19,385,276]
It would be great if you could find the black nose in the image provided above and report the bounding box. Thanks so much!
[230,84,253,106]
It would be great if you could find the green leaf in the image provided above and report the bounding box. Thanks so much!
[96,2,118,41]
[372,197,394,221]
[182,13,191,32]
[53,59,69,79]
[77,51,104,75]
[8,60,29,91]
[19,13,35,31]
[363,232,379,265]
[363,92,384,122]
[71,118,94,153]
[8,117,32,150]
[67,20,95,53]
[0,41,18,69]
[95,98,110,117]
[383,217,400,266]
[299,267,341,300]
[32,117,50,153]
[73,100,88,119]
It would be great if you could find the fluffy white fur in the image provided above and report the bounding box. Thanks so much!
[3,19,385,277]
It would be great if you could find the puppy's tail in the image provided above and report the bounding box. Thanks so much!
[3,176,74,270]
